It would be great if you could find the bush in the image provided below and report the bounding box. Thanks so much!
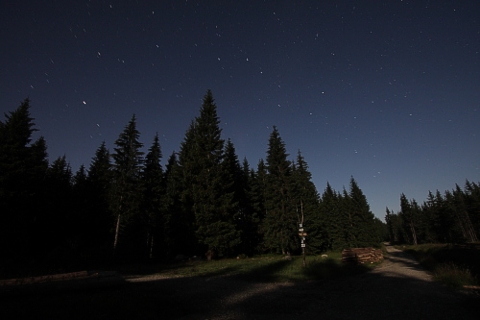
[433,262,476,288]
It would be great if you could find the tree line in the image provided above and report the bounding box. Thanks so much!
[1,92,385,275]
[385,182,480,245]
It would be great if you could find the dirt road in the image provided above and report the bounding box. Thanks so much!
[190,245,479,319]
[297,246,480,320]
[2,246,478,319]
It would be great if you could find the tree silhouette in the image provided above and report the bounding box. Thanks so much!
[111,115,144,258]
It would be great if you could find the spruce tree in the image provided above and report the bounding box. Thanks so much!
[385,207,396,243]
[464,181,480,240]
[111,115,144,257]
[319,183,343,250]
[348,177,378,247]
[422,191,439,243]
[240,158,260,255]
[443,190,464,242]
[71,165,89,251]
[251,159,268,252]
[254,159,268,223]
[434,190,451,243]
[178,90,240,257]
[222,139,244,252]
[290,151,325,253]
[341,188,357,248]
[400,193,418,245]
[452,185,478,242]
[263,126,296,254]
[163,152,194,257]
[43,155,73,253]
[86,141,113,250]
[0,99,48,270]
[88,142,112,187]
[74,165,88,186]
[142,133,164,258]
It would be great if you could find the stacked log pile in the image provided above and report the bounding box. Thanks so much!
[342,247,384,264]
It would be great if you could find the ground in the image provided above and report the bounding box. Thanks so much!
[1,245,479,319]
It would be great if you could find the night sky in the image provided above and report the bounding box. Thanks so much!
[1,1,479,220]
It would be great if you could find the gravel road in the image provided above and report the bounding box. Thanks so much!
[2,245,478,319]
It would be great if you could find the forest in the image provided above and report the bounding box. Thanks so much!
[385,185,480,245]
[3,90,476,277]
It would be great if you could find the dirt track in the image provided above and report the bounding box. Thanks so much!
[2,246,479,319]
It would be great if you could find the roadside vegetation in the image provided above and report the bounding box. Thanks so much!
[399,243,480,288]
[119,252,376,283]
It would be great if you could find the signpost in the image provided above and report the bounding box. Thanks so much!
[299,200,306,267]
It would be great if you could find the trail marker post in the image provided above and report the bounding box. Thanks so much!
[299,200,306,267]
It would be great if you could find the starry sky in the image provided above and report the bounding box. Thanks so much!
[1,1,479,220]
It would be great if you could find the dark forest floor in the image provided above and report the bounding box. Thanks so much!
[1,245,479,319]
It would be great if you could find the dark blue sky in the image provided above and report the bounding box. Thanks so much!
[1,1,479,219]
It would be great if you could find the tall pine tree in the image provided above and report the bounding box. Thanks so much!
[347,177,379,247]
[179,90,240,257]
[86,141,113,250]
[163,152,194,257]
[111,115,144,257]
[400,193,418,245]
[0,99,48,271]
[291,151,325,253]
[142,133,164,258]
[42,155,73,254]
[319,183,345,250]
[263,126,295,254]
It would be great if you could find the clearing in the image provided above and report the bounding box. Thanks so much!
[1,245,478,319]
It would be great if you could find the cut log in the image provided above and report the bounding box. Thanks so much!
[341,247,384,264]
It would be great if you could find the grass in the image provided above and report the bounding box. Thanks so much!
[400,243,480,288]
[433,262,477,288]
[119,251,373,283]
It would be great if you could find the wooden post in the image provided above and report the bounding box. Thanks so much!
[113,214,121,253]
[113,196,123,256]
[299,200,306,268]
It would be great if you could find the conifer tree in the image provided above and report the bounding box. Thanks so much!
[178,90,240,257]
[319,183,342,250]
[250,159,268,251]
[392,181,480,245]
[88,142,112,187]
[290,151,324,253]
[74,165,88,186]
[240,158,260,255]
[421,191,440,243]
[385,207,396,243]
[434,190,451,243]
[341,188,357,247]
[163,152,194,257]
[71,165,89,249]
[263,126,296,254]
[142,133,164,258]
[348,177,378,247]
[400,193,418,245]
[443,190,464,242]
[0,99,48,267]
[452,184,478,242]
[254,159,268,222]
[464,180,480,238]
[86,142,113,249]
[222,139,244,252]
[43,155,73,251]
[111,115,144,257]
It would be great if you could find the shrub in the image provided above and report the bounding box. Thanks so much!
[433,262,476,288]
